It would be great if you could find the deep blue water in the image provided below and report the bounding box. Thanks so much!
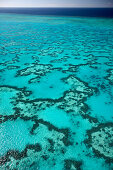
[0,7,113,17]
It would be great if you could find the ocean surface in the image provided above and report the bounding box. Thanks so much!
[0,10,113,170]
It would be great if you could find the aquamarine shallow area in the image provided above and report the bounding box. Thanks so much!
[0,14,113,170]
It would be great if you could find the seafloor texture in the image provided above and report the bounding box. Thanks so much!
[0,14,113,170]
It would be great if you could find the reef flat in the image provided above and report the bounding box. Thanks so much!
[0,14,113,170]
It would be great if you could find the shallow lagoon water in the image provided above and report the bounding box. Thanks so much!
[0,14,113,170]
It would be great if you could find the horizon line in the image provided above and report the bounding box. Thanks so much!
[0,7,113,8]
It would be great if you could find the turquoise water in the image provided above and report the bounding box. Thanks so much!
[0,14,113,170]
